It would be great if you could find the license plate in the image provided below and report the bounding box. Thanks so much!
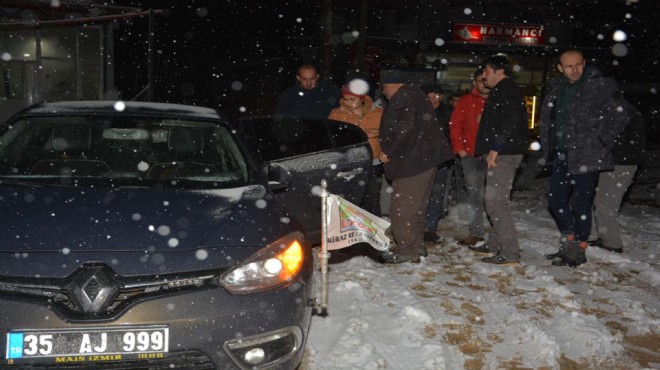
[5,326,168,363]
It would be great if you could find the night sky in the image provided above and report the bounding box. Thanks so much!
[111,1,659,125]
[113,1,330,114]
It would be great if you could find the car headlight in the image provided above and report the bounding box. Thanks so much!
[220,232,306,294]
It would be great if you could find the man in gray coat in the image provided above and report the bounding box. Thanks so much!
[539,48,629,267]
[378,71,454,263]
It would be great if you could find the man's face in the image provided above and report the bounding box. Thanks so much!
[381,83,402,99]
[296,67,319,90]
[426,92,443,109]
[482,65,504,89]
[557,52,585,84]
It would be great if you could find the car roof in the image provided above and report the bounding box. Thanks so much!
[13,101,224,121]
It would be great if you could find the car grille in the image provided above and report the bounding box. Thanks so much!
[0,350,216,370]
[0,263,219,320]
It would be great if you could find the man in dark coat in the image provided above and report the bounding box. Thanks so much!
[539,48,629,267]
[469,55,529,266]
[591,101,645,254]
[275,63,340,118]
[420,83,454,244]
[378,72,454,263]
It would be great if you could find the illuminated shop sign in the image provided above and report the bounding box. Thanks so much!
[452,23,544,45]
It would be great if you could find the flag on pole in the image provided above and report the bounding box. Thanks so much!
[324,193,391,251]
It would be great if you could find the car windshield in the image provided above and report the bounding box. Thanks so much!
[0,115,250,189]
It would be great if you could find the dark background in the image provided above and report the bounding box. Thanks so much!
[112,0,660,132]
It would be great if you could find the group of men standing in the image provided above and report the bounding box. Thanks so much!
[275,49,644,268]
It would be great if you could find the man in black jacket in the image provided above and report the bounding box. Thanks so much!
[378,72,454,263]
[275,63,340,118]
[420,83,453,244]
[539,48,629,267]
[469,55,529,266]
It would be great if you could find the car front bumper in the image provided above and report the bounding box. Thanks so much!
[0,278,313,370]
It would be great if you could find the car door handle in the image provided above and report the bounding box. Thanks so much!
[336,167,364,180]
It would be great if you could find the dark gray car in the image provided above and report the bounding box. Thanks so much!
[0,101,371,369]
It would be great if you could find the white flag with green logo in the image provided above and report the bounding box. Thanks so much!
[325,194,391,251]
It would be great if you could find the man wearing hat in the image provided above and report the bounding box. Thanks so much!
[378,71,454,263]
[329,81,384,216]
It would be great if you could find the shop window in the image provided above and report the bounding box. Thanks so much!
[1,27,103,101]
[1,31,35,62]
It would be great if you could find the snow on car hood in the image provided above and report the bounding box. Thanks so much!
[0,184,300,277]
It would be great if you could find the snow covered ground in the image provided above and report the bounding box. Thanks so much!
[302,150,660,370]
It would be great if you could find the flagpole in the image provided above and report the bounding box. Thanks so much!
[318,179,330,314]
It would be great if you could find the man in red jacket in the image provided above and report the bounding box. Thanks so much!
[449,68,490,247]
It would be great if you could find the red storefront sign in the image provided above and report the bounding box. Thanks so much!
[452,23,544,46]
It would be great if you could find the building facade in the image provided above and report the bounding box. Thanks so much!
[0,1,152,123]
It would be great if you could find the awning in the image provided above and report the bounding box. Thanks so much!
[0,10,162,30]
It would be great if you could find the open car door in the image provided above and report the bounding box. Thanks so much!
[236,116,372,244]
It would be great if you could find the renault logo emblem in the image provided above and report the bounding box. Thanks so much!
[66,265,119,313]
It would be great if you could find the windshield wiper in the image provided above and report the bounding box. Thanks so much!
[0,176,86,187]
[0,177,46,187]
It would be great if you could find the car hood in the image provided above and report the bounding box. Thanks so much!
[0,184,300,277]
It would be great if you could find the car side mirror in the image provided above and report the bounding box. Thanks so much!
[267,162,292,193]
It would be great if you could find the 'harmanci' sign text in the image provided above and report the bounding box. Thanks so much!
[452,23,544,46]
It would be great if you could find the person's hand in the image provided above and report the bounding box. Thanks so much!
[379,152,390,164]
[486,150,498,168]
[458,150,468,158]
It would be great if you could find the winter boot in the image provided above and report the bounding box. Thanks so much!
[552,241,587,267]
[545,234,573,260]
[423,231,443,244]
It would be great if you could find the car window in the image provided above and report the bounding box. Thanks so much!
[0,116,250,188]
[326,119,369,148]
[237,117,332,162]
